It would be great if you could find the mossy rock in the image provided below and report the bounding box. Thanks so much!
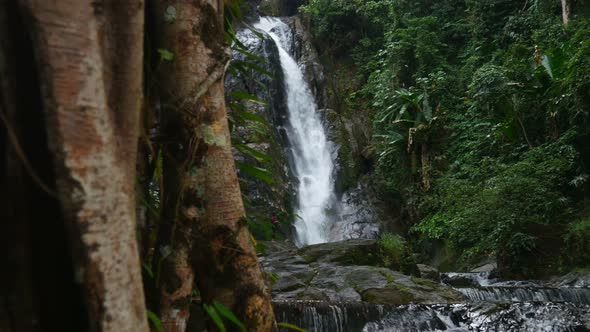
[297,239,380,266]
[410,276,437,291]
[361,286,416,305]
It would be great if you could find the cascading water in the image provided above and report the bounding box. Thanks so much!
[254,17,336,245]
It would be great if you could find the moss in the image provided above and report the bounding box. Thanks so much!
[361,285,416,304]
[362,291,378,302]
[196,124,226,147]
[410,277,436,290]
[302,254,319,263]
[332,247,381,266]
[379,270,397,286]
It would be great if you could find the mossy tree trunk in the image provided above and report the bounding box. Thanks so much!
[152,1,275,331]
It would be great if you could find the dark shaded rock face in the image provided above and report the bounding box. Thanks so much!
[226,27,296,239]
[257,0,306,17]
[286,16,329,110]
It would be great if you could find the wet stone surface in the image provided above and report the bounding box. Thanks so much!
[263,240,590,331]
[261,239,464,304]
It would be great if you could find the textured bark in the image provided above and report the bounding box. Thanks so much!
[19,1,149,331]
[153,1,275,331]
[562,0,572,25]
[0,2,86,331]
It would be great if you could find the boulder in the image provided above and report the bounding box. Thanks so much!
[296,238,380,265]
[440,273,481,288]
[471,263,497,273]
[261,239,464,304]
[362,287,414,305]
[417,264,440,281]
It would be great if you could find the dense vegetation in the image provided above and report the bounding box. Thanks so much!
[301,0,590,277]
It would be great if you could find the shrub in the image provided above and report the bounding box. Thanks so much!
[378,232,406,268]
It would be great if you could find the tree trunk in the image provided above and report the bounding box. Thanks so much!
[561,0,572,25]
[153,1,275,331]
[420,142,431,191]
[19,1,148,331]
[0,2,90,331]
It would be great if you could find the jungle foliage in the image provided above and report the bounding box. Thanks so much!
[302,0,590,276]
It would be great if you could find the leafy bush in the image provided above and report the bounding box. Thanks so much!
[305,0,590,276]
[414,137,579,272]
[564,216,590,267]
[378,232,406,268]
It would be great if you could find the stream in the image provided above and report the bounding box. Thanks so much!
[264,242,590,331]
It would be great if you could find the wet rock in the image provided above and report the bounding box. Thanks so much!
[362,288,415,305]
[550,271,590,288]
[456,286,590,304]
[471,262,497,273]
[261,239,463,304]
[363,302,590,332]
[287,16,329,109]
[296,239,379,265]
[195,300,590,332]
[441,272,484,288]
[226,24,296,240]
[417,264,440,281]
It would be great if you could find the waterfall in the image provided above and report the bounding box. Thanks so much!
[254,17,336,245]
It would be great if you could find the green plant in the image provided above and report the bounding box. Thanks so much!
[414,137,579,272]
[203,301,247,332]
[378,232,406,268]
[278,322,309,332]
[147,310,163,332]
[564,216,590,266]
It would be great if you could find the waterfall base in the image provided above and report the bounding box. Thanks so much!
[275,301,590,332]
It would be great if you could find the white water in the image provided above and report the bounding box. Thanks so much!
[254,17,335,245]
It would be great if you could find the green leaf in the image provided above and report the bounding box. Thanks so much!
[232,61,273,78]
[213,301,247,332]
[277,322,309,332]
[203,304,226,332]
[142,263,154,279]
[157,48,175,62]
[235,110,270,126]
[234,47,266,63]
[244,22,268,40]
[147,310,163,332]
[234,142,272,162]
[230,91,268,105]
[236,161,275,184]
[268,272,279,285]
